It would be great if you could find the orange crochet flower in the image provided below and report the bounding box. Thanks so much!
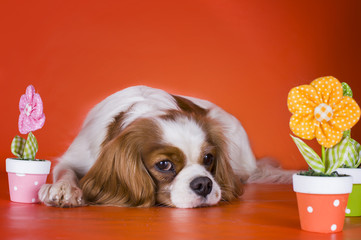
[287,76,360,148]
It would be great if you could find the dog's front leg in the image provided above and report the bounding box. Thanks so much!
[38,167,85,208]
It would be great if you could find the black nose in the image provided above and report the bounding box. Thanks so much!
[190,177,213,197]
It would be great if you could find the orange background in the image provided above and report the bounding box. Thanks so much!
[1,0,360,173]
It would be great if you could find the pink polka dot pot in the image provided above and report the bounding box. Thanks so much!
[6,158,51,203]
[293,174,353,233]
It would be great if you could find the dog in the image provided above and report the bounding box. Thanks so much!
[39,86,292,208]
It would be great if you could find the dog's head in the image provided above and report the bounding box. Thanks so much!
[80,96,242,208]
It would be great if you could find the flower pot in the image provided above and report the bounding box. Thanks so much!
[293,174,353,233]
[6,158,51,203]
[336,168,361,217]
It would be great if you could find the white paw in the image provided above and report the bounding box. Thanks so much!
[38,181,85,208]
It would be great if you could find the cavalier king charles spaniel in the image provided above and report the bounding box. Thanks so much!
[39,86,292,208]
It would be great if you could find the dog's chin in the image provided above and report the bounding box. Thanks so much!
[168,165,222,209]
[171,196,221,209]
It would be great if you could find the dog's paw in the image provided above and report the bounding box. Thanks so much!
[38,181,85,208]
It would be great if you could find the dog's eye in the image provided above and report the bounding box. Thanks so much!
[156,160,174,172]
[203,153,214,166]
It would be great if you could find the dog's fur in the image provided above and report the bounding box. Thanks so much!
[39,86,292,208]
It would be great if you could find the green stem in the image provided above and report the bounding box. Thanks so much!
[322,145,326,164]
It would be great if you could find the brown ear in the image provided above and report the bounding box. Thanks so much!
[80,119,157,207]
[206,120,243,202]
[172,95,208,116]
[213,149,243,202]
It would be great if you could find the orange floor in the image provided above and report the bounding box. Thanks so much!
[0,173,360,240]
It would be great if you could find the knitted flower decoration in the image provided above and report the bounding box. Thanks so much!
[288,76,360,148]
[288,77,361,174]
[11,85,45,160]
[18,85,45,134]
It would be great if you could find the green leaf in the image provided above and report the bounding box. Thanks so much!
[11,135,26,158]
[23,132,38,160]
[342,82,353,97]
[326,137,353,173]
[343,129,351,138]
[291,135,325,173]
[349,138,361,167]
[341,83,353,140]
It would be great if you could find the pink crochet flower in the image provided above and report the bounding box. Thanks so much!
[18,85,45,134]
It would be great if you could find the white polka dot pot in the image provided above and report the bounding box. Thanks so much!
[293,174,353,233]
[336,168,361,217]
[6,158,51,203]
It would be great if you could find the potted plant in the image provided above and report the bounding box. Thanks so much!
[333,82,361,217]
[6,85,51,203]
[287,76,360,233]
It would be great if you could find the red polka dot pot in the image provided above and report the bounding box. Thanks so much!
[6,158,51,203]
[336,168,361,217]
[293,174,353,233]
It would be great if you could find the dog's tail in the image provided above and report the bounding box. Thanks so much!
[246,158,296,184]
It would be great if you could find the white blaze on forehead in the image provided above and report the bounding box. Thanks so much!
[157,116,206,164]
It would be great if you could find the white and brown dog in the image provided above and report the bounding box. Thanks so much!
[39,86,292,208]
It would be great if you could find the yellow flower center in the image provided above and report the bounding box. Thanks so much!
[314,103,333,122]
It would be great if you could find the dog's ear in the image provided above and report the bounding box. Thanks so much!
[206,120,243,202]
[172,95,208,116]
[213,149,243,202]
[80,119,157,207]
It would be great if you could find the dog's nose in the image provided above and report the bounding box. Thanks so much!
[190,176,213,197]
